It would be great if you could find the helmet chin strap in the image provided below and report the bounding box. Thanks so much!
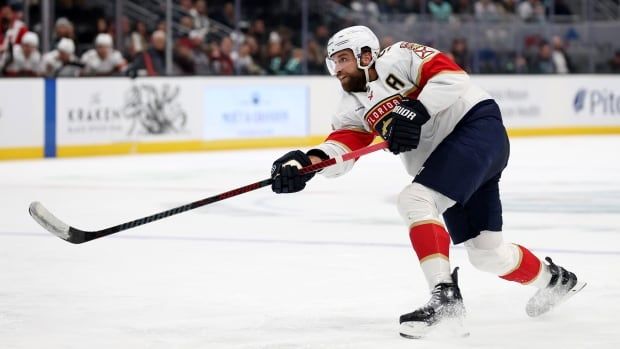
[357,56,375,90]
[362,66,371,90]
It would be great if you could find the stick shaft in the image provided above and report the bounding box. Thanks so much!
[67,141,388,243]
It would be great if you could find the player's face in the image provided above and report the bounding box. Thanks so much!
[331,49,366,92]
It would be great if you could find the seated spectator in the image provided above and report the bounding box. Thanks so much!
[41,38,80,77]
[529,41,555,73]
[127,20,149,58]
[209,37,234,75]
[282,48,304,75]
[126,30,167,77]
[428,0,453,22]
[234,42,263,75]
[53,17,75,45]
[187,30,211,75]
[190,0,210,31]
[0,2,28,55]
[550,35,572,74]
[518,0,545,22]
[2,31,40,76]
[474,0,500,21]
[80,33,127,76]
[450,37,472,72]
[306,38,325,75]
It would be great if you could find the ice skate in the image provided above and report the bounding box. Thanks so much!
[526,257,586,317]
[399,267,468,339]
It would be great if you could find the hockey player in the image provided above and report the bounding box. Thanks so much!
[2,31,40,76]
[40,38,80,77]
[269,26,585,338]
[80,33,127,76]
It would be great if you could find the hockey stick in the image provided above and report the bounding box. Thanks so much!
[29,141,388,244]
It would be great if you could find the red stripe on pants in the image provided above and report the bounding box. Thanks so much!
[409,223,450,261]
[500,245,541,284]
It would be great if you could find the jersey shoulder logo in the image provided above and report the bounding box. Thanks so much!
[400,42,436,60]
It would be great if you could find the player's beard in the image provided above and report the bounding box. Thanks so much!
[340,69,367,93]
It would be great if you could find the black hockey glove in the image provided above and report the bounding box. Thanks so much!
[271,150,316,194]
[374,98,431,155]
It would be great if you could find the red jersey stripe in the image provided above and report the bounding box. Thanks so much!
[326,129,375,152]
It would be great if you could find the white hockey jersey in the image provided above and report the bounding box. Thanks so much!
[41,50,79,76]
[314,41,492,178]
[3,44,41,76]
[80,49,126,75]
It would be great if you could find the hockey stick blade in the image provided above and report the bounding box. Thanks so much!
[29,141,388,244]
[29,201,86,243]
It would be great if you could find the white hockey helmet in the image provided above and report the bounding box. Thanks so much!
[22,32,39,48]
[325,25,380,76]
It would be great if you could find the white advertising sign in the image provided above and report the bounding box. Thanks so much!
[56,77,204,145]
[203,85,308,139]
[0,79,44,148]
[473,75,620,128]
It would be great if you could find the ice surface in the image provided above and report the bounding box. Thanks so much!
[1,136,619,348]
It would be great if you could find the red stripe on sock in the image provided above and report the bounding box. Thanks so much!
[500,245,542,284]
[409,223,450,261]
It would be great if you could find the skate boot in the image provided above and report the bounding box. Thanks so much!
[399,267,467,339]
[526,257,586,317]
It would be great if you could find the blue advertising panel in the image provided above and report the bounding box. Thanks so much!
[204,85,308,139]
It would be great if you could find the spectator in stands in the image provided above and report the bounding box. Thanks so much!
[41,38,80,77]
[187,30,212,75]
[80,33,127,76]
[96,17,112,35]
[53,17,75,45]
[190,0,210,32]
[518,0,545,22]
[209,36,234,75]
[234,41,263,75]
[428,0,453,22]
[550,35,572,74]
[2,31,40,76]
[179,0,193,17]
[474,0,500,21]
[179,16,194,37]
[530,41,555,73]
[282,48,303,75]
[213,2,236,29]
[0,2,28,55]
[127,30,167,77]
[306,38,325,74]
[126,20,148,58]
[267,37,284,75]
[450,37,472,72]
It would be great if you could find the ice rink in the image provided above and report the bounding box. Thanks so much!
[1,136,619,349]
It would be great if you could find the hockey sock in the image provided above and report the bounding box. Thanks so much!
[409,222,453,290]
[500,245,552,288]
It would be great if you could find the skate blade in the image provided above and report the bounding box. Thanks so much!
[400,317,469,339]
[527,281,587,317]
